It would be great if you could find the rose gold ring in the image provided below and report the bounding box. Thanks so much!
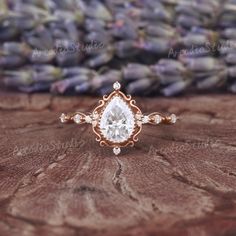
[60,82,178,155]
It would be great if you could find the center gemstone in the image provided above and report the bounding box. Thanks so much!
[99,96,135,143]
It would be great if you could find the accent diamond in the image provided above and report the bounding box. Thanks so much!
[60,113,67,123]
[74,114,81,124]
[113,81,121,90]
[99,96,135,143]
[85,115,92,123]
[170,114,177,124]
[135,113,142,120]
[113,147,121,155]
[142,115,149,124]
[154,115,162,124]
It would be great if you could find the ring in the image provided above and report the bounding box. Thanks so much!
[60,82,178,155]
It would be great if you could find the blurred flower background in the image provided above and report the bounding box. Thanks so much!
[0,0,236,96]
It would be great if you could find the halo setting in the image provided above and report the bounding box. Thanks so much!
[60,82,178,155]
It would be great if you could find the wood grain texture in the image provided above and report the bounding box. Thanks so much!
[0,92,236,236]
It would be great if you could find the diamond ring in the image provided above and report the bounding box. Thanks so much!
[60,81,178,155]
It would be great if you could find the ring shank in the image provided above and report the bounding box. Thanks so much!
[60,111,177,125]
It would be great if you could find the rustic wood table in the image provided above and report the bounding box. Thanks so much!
[0,92,236,236]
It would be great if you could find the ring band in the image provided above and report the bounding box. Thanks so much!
[60,82,178,155]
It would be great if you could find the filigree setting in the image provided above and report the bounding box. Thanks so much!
[60,82,178,155]
[92,87,143,154]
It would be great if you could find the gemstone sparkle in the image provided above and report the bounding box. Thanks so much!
[113,81,121,90]
[60,113,67,123]
[170,114,177,124]
[113,147,121,155]
[74,114,81,124]
[99,96,135,143]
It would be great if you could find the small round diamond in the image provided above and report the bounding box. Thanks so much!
[135,113,142,120]
[92,112,99,120]
[170,114,177,124]
[74,114,81,124]
[113,147,121,155]
[142,115,149,124]
[113,81,121,90]
[154,115,162,124]
[60,113,67,123]
[85,115,92,123]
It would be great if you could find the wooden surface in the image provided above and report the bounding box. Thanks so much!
[0,92,236,236]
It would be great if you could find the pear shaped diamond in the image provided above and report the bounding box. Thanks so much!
[99,96,135,143]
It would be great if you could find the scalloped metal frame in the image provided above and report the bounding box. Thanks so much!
[92,89,143,150]
[60,81,178,155]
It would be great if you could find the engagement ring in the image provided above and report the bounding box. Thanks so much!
[60,82,178,155]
